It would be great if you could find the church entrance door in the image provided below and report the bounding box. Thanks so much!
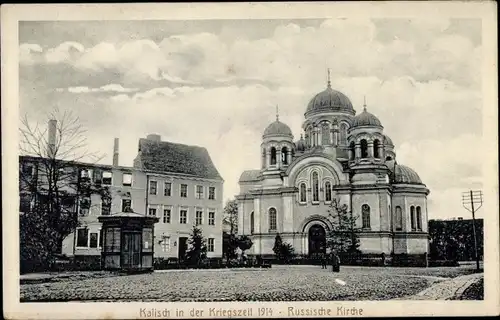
[308,224,326,260]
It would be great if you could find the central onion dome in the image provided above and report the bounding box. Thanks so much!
[305,82,355,117]
[352,106,383,128]
[263,119,293,138]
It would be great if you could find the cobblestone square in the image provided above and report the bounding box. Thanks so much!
[20,265,480,302]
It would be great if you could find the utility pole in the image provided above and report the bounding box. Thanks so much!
[461,190,483,271]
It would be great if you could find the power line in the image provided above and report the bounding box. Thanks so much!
[461,190,483,272]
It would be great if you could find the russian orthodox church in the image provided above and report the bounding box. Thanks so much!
[236,77,430,265]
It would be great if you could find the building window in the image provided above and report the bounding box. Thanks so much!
[270,147,277,165]
[101,198,111,215]
[395,206,403,230]
[99,229,103,248]
[122,173,132,186]
[299,183,307,203]
[21,163,34,179]
[312,172,319,202]
[208,211,215,226]
[410,206,416,231]
[207,238,215,252]
[250,211,254,234]
[180,209,188,224]
[325,181,332,202]
[268,208,277,231]
[340,123,348,146]
[102,171,112,185]
[163,209,171,223]
[76,228,89,248]
[89,232,98,248]
[349,141,355,160]
[164,182,172,196]
[321,123,330,145]
[195,209,203,225]
[105,227,121,252]
[416,206,422,231]
[360,139,368,158]
[80,168,92,182]
[161,236,170,252]
[196,185,204,199]
[149,180,157,195]
[373,139,381,158]
[121,199,132,212]
[208,187,215,200]
[281,147,288,165]
[362,204,371,229]
[20,194,32,213]
[148,207,157,216]
[180,184,188,198]
[143,228,153,253]
[79,197,91,216]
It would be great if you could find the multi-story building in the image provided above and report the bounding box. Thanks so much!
[19,122,224,262]
[133,134,224,259]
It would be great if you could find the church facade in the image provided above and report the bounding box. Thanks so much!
[236,81,430,264]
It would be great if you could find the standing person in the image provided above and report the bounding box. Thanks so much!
[321,253,327,269]
[332,251,340,273]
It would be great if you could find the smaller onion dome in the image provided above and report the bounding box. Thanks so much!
[295,134,306,151]
[384,134,394,147]
[352,106,383,128]
[394,164,423,184]
[263,119,293,138]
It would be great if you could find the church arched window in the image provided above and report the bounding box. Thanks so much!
[321,123,330,145]
[250,211,254,234]
[340,123,348,146]
[299,183,307,203]
[410,206,416,231]
[362,204,371,228]
[270,147,277,165]
[312,172,319,202]
[281,146,288,164]
[262,148,266,168]
[416,206,422,231]
[268,208,277,231]
[373,139,380,158]
[360,139,368,158]
[349,141,355,160]
[395,206,402,230]
[324,181,332,202]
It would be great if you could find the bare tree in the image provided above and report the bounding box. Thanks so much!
[19,107,105,272]
[222,199,238,235]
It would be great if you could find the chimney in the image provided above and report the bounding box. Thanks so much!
[47,119,57,158]
[146,134,161,142]
[113,138,119,166]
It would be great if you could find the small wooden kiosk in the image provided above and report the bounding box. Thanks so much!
[98,211,159,273]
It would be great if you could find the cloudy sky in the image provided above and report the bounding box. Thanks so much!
[19,18,483,220]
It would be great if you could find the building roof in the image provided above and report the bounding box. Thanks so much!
[384,134,394,146]
[352,108,383,128]
[263,120,293,138]
[136,138,222,180]
[239,170,262,182]
[394,164,423,184]
[305,85,355,117]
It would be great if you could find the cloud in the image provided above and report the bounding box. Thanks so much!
[19,43,43,65]
[45,41,85,64]
[66,84,139,93]
[18,18,484,220]
[19,18,482,90]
